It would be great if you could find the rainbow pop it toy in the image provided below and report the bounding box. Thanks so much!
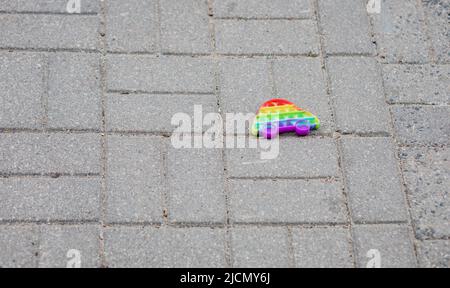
[251,99,320,139]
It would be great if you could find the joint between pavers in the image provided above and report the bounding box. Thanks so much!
[0,11,99,16]
[98,0,109,269]
[0,47,100,54]
[0,173,100,178]
[156,0,163,55]
[160,138,170,225]
[0,128,102,134]
[107,89,215,96]
[324,52,377,57]
[104,51,322,59]
[338,131,393,138]
[213,16,313,21]
[0,219,101,226]
[389,102,450,107]
[229,176,338,181]
[369,7,421,267]
[313,0,356,268]
[208,0,232,266]
[286,226,296,268]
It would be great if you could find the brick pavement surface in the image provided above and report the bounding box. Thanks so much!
[0,0,448,268]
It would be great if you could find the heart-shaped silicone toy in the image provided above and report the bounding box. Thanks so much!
[251,99,320,139]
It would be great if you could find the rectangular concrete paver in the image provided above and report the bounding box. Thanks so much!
[0,52,45,129]
[107,55,214,93]
[0,14,99,50]
[226,137,339,178]
[231,227,290,268]
[104,227,226,268]
[417,240,450,268]
[167,146,226,223]
[106,135,163,223]
[371,0,429,63]
[392,106,450,145]
[229,179,347,224]
[273,58,334,133]
[341,137,408,223]
[215,20,319,55]
[327,56,391,134]
[160,0,211,54]
[107,93,217,133]
[383,64,450,105]
[39,225,100,268]
[106,0,159,53]
[291,227,353,268]
[318,0,374,55]
[214,0,313,19]
[0,133,101,175]
[0,0,100,13]
[48,52,101,129]
[353,225,417,268]
[0,225,38,268]
[0,177,100,221]
[218,58,271,114]
[400,147,450,240]
[422,0,450,63]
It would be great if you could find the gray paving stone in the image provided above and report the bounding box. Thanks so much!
[160,0,211,54]
[48,52,101,129]
[229,179,347,224]
[417,240,450,268]
[273,58,334,133]
[0,133,101,174]
[0,52,45,129]
[231,227,290,268]
[215,20,319,55]
[327,57,391,134]
[104,227,226,268]
[226,137,339,177]
[104,226,162,268]
[107,55,214,93]
[422,0,450,63]
[318,0,374,55]
[0,225,38,268]
[0,0,100,13]
[353,225,416,268]
[107,93,217,133]
[383,64,450,105]
[167,146,226,223]
[371,0,429,63]
[106,0,159,53]
[226,137,339,178]
[392,106,450,145]
[218,58,271,115]
[214,0,313,19]
[0,177,100,221]
[106,135,163,223]
[39,225,100,268]
[162,227,226,268]
[400,147,450,240]
[341,137,408,223]
[291,227,353,268]
[0,14,99,50]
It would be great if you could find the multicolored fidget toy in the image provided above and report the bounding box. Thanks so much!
[251,99,320,139]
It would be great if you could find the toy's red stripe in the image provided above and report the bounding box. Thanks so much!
[260,98,294,108]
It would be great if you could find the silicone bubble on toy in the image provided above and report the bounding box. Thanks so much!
[251,99,320,139]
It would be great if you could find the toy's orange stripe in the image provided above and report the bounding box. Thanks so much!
[259,105,300,114]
